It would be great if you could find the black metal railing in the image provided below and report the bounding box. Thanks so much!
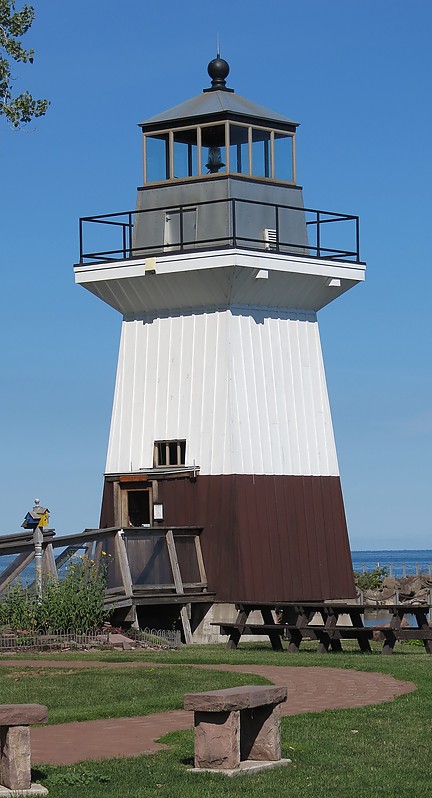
[79,197,360,265]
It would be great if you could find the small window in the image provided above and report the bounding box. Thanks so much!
[201,124,226,174]
[229,124,249,174]
[173,128,198,179]
[154,440,186,467]
[252,128,271,178]
[273,132,294,182]
[145,133,170,182]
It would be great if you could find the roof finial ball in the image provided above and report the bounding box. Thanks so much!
[204,54,234,93]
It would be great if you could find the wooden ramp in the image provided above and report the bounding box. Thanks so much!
[0,527,213,643]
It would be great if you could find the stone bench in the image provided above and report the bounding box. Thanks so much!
[184,685,289,775]
[0,704,48,795]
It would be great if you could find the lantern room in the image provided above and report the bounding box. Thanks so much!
[131,56,308,260]
[141,57,297,186]
[78,55,361,273]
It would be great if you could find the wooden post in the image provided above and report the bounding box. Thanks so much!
[0,551,34,595]
[115,531,138,629]
[166,529,193,644]
[43,543,58,581]
[194,535,207,587]
[93,539,104,569]
[33,529,43,600]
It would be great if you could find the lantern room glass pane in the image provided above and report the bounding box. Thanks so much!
[173,128,198,179]
[146,133,170,183]
[229,124,249,174]
[201,124,226,174]
[252,128,271,177]
[273,132,293,182]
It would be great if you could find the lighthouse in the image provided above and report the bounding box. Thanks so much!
[75,57,365,631]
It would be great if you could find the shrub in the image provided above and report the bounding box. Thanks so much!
[354,565,389,591]
[0,556,110,632]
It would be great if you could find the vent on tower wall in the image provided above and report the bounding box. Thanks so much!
[263,228,277,251]
[154,440,186,467]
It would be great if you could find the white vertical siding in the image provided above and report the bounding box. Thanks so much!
[105,307,339,477]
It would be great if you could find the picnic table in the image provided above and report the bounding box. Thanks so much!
[217,602,432,655]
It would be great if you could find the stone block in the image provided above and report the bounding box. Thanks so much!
[194,710,240,769]
[184,685,287,713]
[0,782,48,796]
[0,707,47,727]
[0,725,31,790]
[241,703,281,761]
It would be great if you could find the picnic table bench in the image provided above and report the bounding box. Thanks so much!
[216,602,432,655]
[0,704,48,793]
[184,685,290,774]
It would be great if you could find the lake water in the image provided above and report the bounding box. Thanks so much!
[351,550,432,577]
[1,548,432,585]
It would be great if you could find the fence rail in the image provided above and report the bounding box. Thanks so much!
[0,627,181,652]
[356,562,432,578]
[79,197,361,264]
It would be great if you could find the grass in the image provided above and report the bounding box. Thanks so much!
[0,664,269,723]
[1,644,431,796]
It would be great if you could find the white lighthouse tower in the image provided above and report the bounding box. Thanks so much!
[75,57,365,626]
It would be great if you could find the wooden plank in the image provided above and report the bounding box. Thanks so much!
[118,474,148,484]
[407,608,432,654]
[85,540,95,561]
[54,545,84,569]
[226,606,251,649]
[93,540,103,569]
[132,581,205,592]
[103,597,132,610]
[393,629,432,640]
[43,543,58,581]
[0,540,40,555]
[260,606,283,651]
[346,609,371,653]
[194,535,208,586]
[106,593,215,608]
[320,608,343,653]
[165,529,192,644]
[114,531,133,599]
[113,533,139,630]
[0,530,55,546]
[381,629,397,655]
[132,583,176,592]
[286,628,303,653]
[0,551,34,593]
[180,606,193,644]
[165,530,184,594]
[124,526,204,537]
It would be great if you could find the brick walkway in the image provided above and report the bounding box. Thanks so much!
[0,659,415,766]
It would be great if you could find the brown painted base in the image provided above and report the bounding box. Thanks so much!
[100,474,356,603]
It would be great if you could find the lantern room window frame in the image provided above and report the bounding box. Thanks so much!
[143,121,296,186]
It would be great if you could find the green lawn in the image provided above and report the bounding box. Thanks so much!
[1,645,430,797]
[0,663,269,724]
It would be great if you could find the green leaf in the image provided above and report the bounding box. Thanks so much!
[0,0,49,128]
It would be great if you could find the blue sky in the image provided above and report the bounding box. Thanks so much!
[1,0,431,550]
